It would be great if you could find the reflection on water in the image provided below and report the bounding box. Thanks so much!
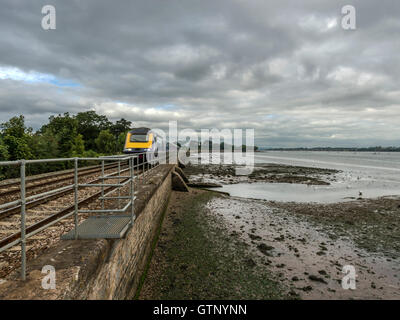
[255,151,400,176]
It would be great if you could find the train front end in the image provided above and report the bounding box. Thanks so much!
[123,128,154,164]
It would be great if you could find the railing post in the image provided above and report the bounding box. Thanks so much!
[130,157,135,225]
[74,158,78,240]
[20,160,26,280]
[142,155,145,181]
[118,160,121,208]
[101,160,105,210]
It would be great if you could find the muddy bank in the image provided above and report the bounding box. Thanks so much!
[139,188,400,300]
[139,163,399,300]
[184,163,338,186]
[269,196,400,260]
[206,196,400,300]
[179,163,400,299]
[139,190,292,299]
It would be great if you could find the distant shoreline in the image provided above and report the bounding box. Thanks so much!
[258,148,400,152]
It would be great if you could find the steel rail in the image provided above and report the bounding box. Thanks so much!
[0,152,165,266]
[0,165,131,219]
[0,176,131,250]
[0,162,126,197]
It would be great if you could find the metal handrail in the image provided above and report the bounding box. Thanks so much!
[0,151,166,280]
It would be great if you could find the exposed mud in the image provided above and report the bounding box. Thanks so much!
[206,196,400,300]
[269,196,400,259]
[178,163,400,299]
[184,163,338,186]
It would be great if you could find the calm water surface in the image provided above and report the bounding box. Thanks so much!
[194,151,400,203]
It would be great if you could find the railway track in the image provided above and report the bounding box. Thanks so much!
[0,162,127,203]
[0,160,154,249]
[0,162,136,235]
[0,173,130,250]
[0,154,163,279]
[0,169,125,220]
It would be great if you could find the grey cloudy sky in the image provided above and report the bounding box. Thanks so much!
[0,0,399,147]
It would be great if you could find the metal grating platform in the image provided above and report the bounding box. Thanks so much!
[61,216,132,240]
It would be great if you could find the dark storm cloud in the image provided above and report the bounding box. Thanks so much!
[0,0,399,147]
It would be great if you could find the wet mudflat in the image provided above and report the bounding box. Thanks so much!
[207,196,400,299]
[139,186,400,300]
[140,161,399,300]
[181,162,400,299]
[185,163,337,187]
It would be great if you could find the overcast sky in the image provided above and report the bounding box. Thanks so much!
[0,0,399,147]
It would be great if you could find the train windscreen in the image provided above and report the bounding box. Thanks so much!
[130,134,148,142]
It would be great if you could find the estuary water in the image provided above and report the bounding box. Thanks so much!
[194,151,400,203]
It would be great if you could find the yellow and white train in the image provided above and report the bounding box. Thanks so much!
[123,127,163,162]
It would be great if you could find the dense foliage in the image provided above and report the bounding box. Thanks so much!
[0,111,131,179]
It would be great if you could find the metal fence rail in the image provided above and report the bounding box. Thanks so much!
[0,151,166,280]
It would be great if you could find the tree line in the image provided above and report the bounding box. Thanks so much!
[0,111,132,179]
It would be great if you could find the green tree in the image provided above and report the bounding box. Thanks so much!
[30,131,59,159]
[71,134,85,157]
[1,115,31,138]
[95,130,115,154]
[0,139,9,179]
[117,132,127,152]
[1,115,33,160]
[110,118,132,138]
[41,113,78,157]
[0,138,9,161]
[75,111,112,151]
[3,135,33,160]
